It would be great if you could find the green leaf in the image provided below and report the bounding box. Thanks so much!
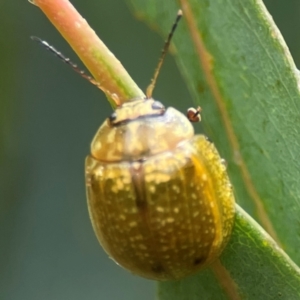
[127,0,300,298]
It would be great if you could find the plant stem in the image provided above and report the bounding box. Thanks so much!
[31,0,145,107]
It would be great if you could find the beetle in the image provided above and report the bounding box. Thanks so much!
[32,9,235,280]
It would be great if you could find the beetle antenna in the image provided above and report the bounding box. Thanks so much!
[31,36,102,90]
[146,9,182,99]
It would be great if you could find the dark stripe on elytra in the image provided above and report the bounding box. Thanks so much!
[130,162,167,275]
[129,162,148,211]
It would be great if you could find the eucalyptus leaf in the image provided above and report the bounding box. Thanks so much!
[127,0,300,298]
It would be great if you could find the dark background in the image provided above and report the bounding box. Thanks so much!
[1,1,299,299]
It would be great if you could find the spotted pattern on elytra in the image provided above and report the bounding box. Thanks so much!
[85,97,235,281]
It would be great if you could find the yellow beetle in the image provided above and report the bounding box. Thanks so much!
[33,10,235,281]
[85,96,235,280]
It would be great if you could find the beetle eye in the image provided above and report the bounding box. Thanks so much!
[108,112,117,123]
[151,101,165,110]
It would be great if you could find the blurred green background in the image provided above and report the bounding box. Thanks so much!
[1,1,299,299]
